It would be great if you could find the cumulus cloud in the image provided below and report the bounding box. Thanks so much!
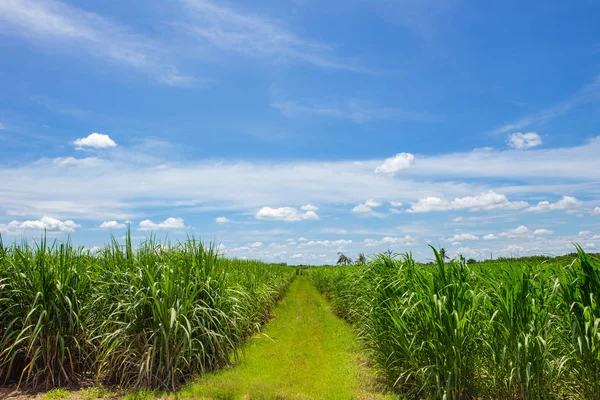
[484,226,553,240]
[255,206,319,222]
[99,220,126,229]
[408,191,528,213]
[500,225,531,238]
[375,152,415,175]
[301,204,319,211]
[503,244,525,255]
[250,241,263,248]
[508,132,542,149]
[138,217,185,231]
[363,235,416,247]
[301,239,352,248]
[352,199,383,216]
[591,207,600,216]
[215,216,230,224]
[0,216,80,235]
[526,196,581,213]
[579,231,600,240]
[448,233,479,241]
[73,133,117,149]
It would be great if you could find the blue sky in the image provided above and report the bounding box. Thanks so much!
[1,0,600,264]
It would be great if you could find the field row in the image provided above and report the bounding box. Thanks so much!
[0,234,295,390]
[307,246,600,399]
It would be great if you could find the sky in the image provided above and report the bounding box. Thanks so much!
[1,0,600,264]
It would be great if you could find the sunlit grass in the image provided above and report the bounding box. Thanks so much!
[0,231,294,390]
[307,245,600,399]
[179,276,395,400]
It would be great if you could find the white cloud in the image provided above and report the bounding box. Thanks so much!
[215,216,230,224]
[301,204,319,211]
[533,228,554,236]
[232,246,250,251]
[500,225,531,238]
[503,244,525,255]
[408,191,528,213]
[303,211,319,220]
[268,242,288,250]
[390,201,403,207]
[3,138,600,227]
[483,234,498,240]
[492,74,600,135]
[508,132,542,149]
[526,196,581,213]
[250,241,263,248]
[352,199,383,216]
[182,0,367,73]
[592,207,600,216]
[365,199,381,208]
[49,157,100,167]
[448,233,479,241]
[255,206,320,222]
[0,216,80,235]
[364,235,416,247]
[99,220,126,229]
[0,0,189,85]
[579,231,600,240]
[138,217,185,231]
[405,136,600,180]
[301,239,352,248]
[73,133,117,149]
[271,98,432,123]
[375,153,415,175]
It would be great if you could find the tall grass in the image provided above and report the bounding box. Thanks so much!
[0,233,294,390]
[307,246,600,399]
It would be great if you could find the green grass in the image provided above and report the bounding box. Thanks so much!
[0,233,295,390]
[43,388,71,400]
[79,387,112,399]
[178,276,395,400]
[307,246,600,399]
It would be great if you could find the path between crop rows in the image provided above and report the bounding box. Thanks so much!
[179,276,394,400]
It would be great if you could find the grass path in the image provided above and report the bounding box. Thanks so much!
[177,276,394,400]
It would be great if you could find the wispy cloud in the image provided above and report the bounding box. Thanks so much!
[371,0,455,42]
[492,74,600,134]
[181,0,371,73]
[0,0,191,85]
[271,98,433,123]
[2,137,600,222]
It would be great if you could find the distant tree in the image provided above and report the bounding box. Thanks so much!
[337,252,353,266]
[356,253,366,265]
